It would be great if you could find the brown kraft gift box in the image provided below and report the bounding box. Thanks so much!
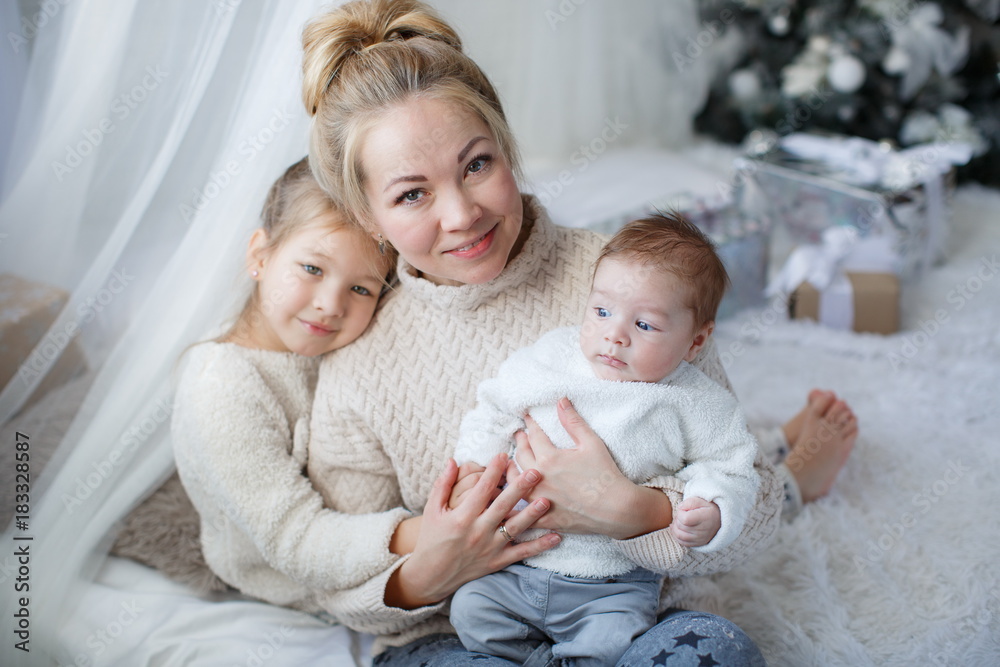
[790,272,900,335]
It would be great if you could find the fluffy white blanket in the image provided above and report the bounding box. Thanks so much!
[683,184,1000,666]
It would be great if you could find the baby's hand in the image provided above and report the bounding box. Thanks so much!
[449,462,503,509]
[669,497,721,548]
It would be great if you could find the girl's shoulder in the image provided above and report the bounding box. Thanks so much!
[180,340,262,375]
[177,342,317,396]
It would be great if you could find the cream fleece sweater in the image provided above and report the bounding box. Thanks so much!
[308,196,783,653]
[454,326,760,577]
[171,343,410,613]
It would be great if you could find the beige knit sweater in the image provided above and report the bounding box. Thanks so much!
[308,196,783,653]
[171,343,410,612]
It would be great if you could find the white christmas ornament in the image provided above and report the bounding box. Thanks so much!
[729,68,762,102]
[882,46,910,74]
[781,35,832,98]
[827,54,866,93]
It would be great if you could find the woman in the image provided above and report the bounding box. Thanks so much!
[301,0,857,664]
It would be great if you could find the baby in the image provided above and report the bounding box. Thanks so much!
[450,212,760,666]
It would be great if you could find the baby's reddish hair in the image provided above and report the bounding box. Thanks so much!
[595,212,730,329]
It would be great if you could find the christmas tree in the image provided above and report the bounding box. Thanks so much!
[694,0,1000,185]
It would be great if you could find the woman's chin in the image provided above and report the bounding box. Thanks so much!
[421,249,510,286]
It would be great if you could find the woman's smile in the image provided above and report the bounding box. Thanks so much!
[444,224,497,257]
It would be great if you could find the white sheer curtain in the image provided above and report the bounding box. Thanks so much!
[0,1,705,663]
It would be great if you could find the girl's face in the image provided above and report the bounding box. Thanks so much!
[359,96,524,287]
[244,220,386,356]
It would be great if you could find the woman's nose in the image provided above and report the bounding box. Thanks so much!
[439,187,482,232]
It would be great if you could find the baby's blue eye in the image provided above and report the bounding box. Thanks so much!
[636,321,651,331]
[595,307,610,318]
[303,265,322,276]
[351,285,372,296]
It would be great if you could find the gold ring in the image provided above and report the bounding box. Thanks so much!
[498,523,516,543]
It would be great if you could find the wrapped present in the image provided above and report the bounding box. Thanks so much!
[0,274,87,409]
[791,273,900,335]
[736,132,972,280]
[767,227,900,334]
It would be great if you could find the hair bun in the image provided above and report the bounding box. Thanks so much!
[302,0,461,115]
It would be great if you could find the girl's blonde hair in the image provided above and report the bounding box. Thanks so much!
[223,157,395,342]
[301,0,522,226]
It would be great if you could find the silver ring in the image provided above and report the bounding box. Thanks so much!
[498,523,516,543]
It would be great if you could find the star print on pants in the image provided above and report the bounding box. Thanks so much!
[651,649,675,665]
[672,630,710,649]
[697,653,720,667]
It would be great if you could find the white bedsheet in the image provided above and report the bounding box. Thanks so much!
[58,557,370,667]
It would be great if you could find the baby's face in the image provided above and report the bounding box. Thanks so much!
[580,257,703,383]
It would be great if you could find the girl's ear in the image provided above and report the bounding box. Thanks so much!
[684,320,715,362]
[246,228,269,277]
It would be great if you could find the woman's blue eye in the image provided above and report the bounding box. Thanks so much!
[351,285,372,296]
[396,189,424,205]
[467,153,492,174]
[303,264,322,276]
[595,307,610,318]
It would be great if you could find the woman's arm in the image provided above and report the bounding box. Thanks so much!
[382,456,559,609]
[308,455,560,637]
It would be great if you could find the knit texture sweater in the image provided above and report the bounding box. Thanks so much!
[171,343,410,612]
[453,326,760,577]
[308,196,783,653]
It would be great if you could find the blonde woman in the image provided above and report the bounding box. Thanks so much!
[300,1,857,664]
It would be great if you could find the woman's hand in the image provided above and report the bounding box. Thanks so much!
[385,453,561,610]
[512,398,673,540]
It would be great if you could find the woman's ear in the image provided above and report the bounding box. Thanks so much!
[684,320,715,362]
[246,228,269,278]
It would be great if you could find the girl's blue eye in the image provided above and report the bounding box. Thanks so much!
[303,264,322,276]
[636,321,651,331]
[595,307,610,318]
[351,285,372,296]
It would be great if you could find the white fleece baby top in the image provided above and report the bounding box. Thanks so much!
[454,326,760,577]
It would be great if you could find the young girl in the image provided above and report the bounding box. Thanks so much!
[170,157,398,610]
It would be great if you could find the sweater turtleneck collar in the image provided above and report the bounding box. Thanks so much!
[394,194,558,311]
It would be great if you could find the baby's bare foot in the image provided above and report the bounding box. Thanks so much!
[785,392,858,503]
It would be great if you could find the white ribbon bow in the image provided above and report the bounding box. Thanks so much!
[767,227,900,331]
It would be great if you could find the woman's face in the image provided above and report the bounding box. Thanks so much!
[359,96,523,286]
